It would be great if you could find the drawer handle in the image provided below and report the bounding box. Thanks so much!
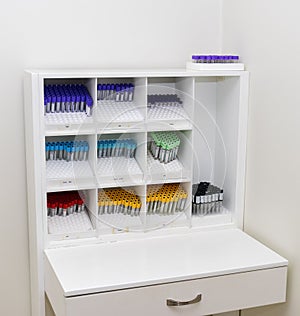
[166,294,202,306]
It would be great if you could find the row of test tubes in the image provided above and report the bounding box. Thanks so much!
[97,83,134,102]
[147,183,188,215]
[97,139,137,159]
[44,84,93,116]
[45,141,89,162]
[98,188,142,216]
[192,182,224,216]
[147,94,183,109]
[192,55,240,63]
[150,131,180,164]
[47,191,86,217]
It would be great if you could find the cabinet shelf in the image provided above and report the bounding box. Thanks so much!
[45,113,95,136]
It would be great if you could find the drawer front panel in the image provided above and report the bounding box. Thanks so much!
[66,267,287,316]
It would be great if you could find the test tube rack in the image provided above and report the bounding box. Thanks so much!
[44,84,93,116]
[98,188,142,216]
[146,183,188,216]
[149,131,180,164]
[97,83,134,102]
[192,182,224,216]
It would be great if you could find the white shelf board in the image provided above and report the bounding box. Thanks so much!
[29,68,246,78]
[96,157,143,187]
[46,160,95,191]
[45,113,95,135]
[44,228,288,296]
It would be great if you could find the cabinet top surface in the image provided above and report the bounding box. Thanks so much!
[45,228,287,297]
[25,68,248,78]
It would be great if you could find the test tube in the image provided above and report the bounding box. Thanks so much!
[97,84,102,100]
[86,97,93,116]
[110,84,115,100]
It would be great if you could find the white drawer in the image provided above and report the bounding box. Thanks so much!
[52,267,287,316]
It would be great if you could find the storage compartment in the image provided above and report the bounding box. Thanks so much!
[97,185,146,233]
[192,76,246,227]
[45,135,96,191]
[44,229,288,316]
[145,182,190,230]
[147,130,192,183]
[96,132,145,187]
[43,78,96,135]
[147,77,194,130]
[46,189,97,241]
[96,77,146,131]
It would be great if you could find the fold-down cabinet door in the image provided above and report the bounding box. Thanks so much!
[45,229,288,316]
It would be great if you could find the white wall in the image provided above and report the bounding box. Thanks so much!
[223,1,300,316]
[0,1,222,315]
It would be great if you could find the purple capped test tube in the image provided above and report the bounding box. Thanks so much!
[124,84,128,101]
[75,94,80,112]
[51,95,56,113]
[86,97,93,117]
[199,56,206,63]
[232,55,239,63]
[128,83,134,102]
[192,55,199,63]
[115,84,120,102]
[61,95,66,112]
[102,84,107,100]
[71,94,76,112]
[56,95,61,112]
[110,84,115,100]
[66,94,71,112]
[97,84,102,100]
[44,96,47,115]
[80,94,86,112]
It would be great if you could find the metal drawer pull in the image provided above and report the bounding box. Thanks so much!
[166,294,202,306]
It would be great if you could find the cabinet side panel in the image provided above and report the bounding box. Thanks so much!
[24,72,45,316]
[44,256,66,316]
[235,72,250,228]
